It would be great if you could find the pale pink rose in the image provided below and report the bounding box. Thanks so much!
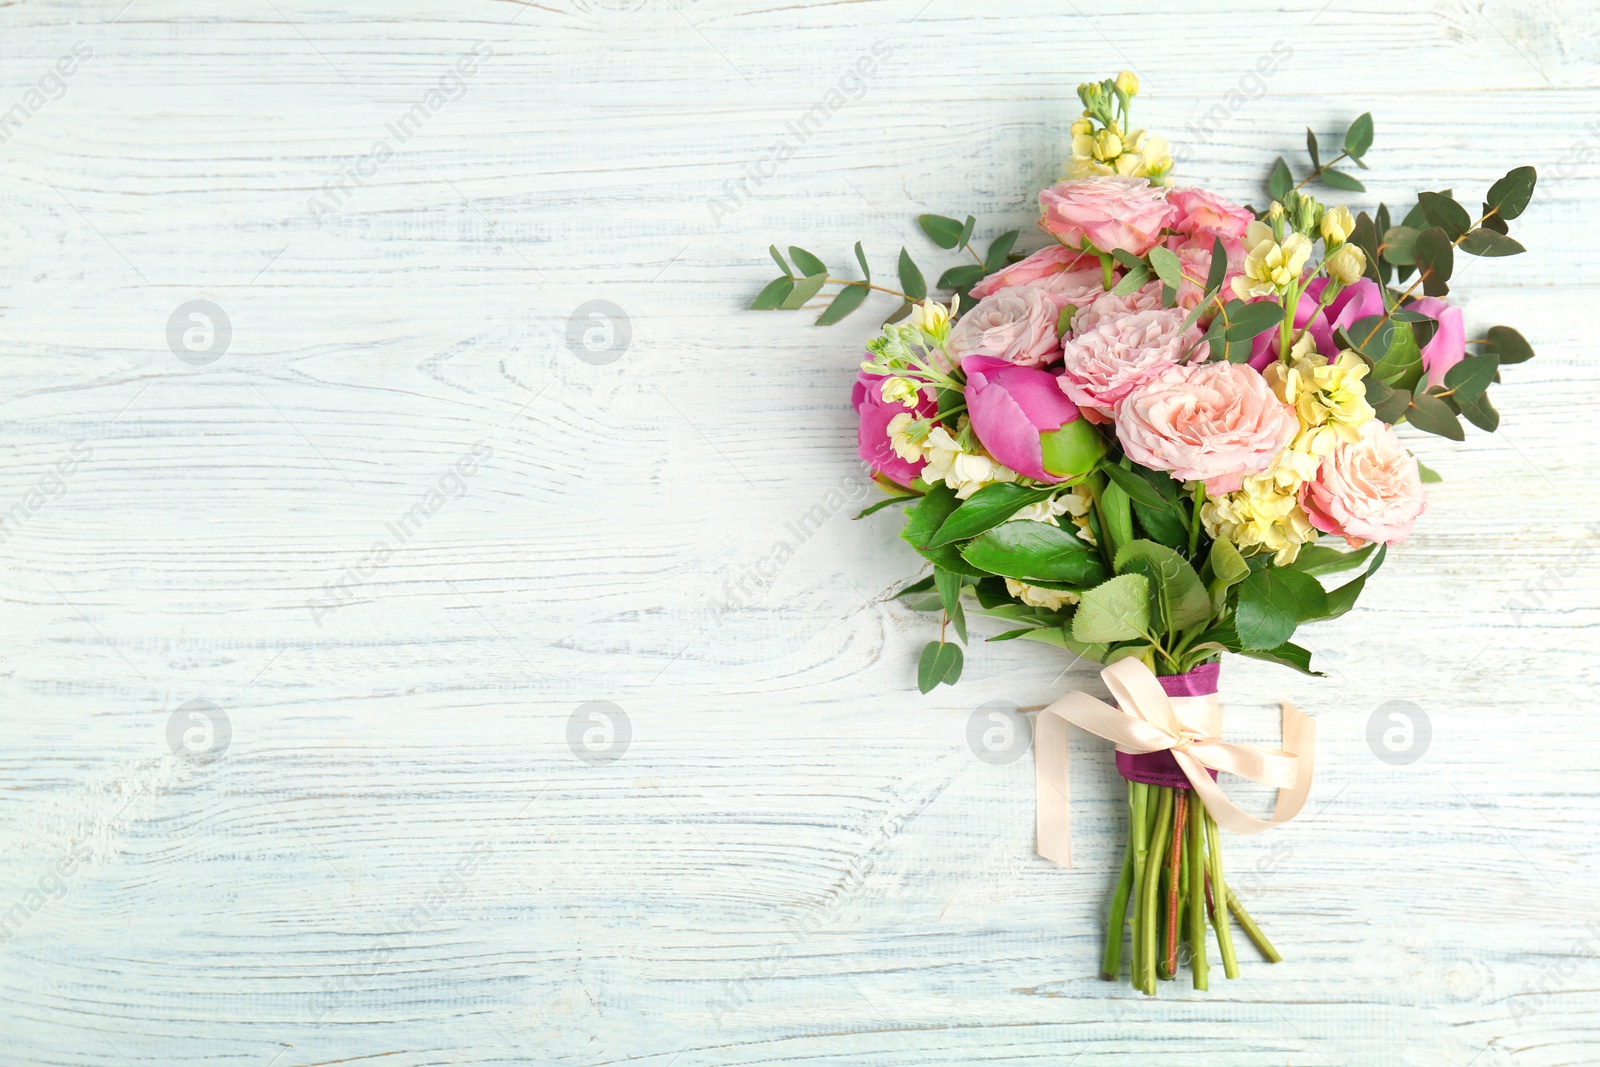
[1170,242,1243,318]
[1115,362,1298,493]
[970,245,1101,300]
[1069,283,1164,334]
[1040,176,1176,257]
[1057,306,1203,422]
[1300,421,1428,547]
[1167,188,1254,247]
[945,286,1062,368]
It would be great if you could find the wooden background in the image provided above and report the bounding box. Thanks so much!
[1,1,1597,1064]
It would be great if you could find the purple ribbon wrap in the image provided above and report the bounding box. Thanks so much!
[1114,662,1221,789]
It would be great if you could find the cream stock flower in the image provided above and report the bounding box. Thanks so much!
[910,298,954,345]
[1005,578,1078,611]
[921,423,1018,499]
[880,377,922,407]
[1232,220,1312,299]
[1320,205,1355,245]
[1263,348,1375,446]
[1201,466,1319,566]
[1324,243,1367,285]
[885,412,927,464]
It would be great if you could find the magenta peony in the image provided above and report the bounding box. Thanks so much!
[963,356,1088,482]
[1407,296,1467,389]
[852,370,934,488]
[1249,277,1385,369]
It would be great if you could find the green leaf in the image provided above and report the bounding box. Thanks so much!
[918,214,965,249]
[1382,226,1420,266]
[1370,321,1423,392]
[934,568,967,644]
[1459,228,1526,257]
[1480,202,1509,234]
[1484,325,1534,365]
[898,249,927,302]
[1101,461,1167,511]
[1016,626,1107,662]
[1114,540,1212,632]
[769,245,794,277]
[927,482,1060,546]
[788,246,826,278]
[779,272,828,310]
[1415,226,1454,297]
[1268,157,1292,201]
[1418,192,1471,241]
[1204,235,1228,294]
[1111,263,1150,296]
[1486,165,1537,221]
[751,276,794,310]
[1055,304,1076,338]
[1416,460,1442,484]
[884,301,913,326]
[1241,642,1324,677]
[892,573,936,598]
[960,520,1108,586]
[854,241,871,283]
[816,282,868,325]
[1343,112,1374,158]
[1320,168,1365,192]
[1317,544,1387,621]
[938,264,986,291]
[1444,353,1499,402]
[1223,301,1285,342]
[855,494,915,519]
[985,230,1019,273]
[1456,389,1500,432]
[1305,128,1320,170]
[1290,542,1376,578]
[957,215,977,249]
[1372,384,1412,424]
[1235,568,1327,651]
[1071,574,1152,644]
[1406,391,1464,440]
[902,483,985,576]
[1148,245,1184,290]
[917,640,964,693]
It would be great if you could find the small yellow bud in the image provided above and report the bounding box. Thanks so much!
[1115,70,1139,97]
[1325,243,1366,285]
[1094,129,1123,160]
[909,298,952,343]
[1070,117,1093,139]
[1267,201,1286,221]
[1320,205,1356,245]
[880,377,922,407]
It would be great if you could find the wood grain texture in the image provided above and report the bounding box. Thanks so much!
[1,0,1598,1064]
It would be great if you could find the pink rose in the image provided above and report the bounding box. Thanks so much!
[1166,187,1254,256]
[1040,176,1177,257]
[1058,306,1203,422]
[946,286,1063,368]
[1250,277,1385,370]
[1115,362,1298,494]
[1300,420,1427,546]
[1169,241,1242,318]
[970,245,1102,301]
[963,356,1086,482]
[853,370,934,488]
[1070,283,1165,335]
[1407,296,1466,389]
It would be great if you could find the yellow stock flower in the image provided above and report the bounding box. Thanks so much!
[1115,70,1139,97]
[1320,205,1356,244]
[1325,243,1367,285]
[1232,221,1312,299]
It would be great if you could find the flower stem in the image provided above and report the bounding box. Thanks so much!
[1228,892,1282,963]
[1164,790,1186,978]
[1139,786,1173,994]
[1101,791,1136,981]
[1204,811,1240,979]
[1127,782,1150,985]
[1187,796,1209,990]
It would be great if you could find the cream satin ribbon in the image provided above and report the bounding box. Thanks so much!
[1033,658,1315,867]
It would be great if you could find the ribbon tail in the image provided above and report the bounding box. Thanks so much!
[1175,701,1316,835]
[1033,706,1073,867]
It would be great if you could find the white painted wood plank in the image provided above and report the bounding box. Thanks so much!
[0,1,1598,1065]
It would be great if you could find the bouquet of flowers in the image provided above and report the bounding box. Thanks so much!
[751,73,1538,994]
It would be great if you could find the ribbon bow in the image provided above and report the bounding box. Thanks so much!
[1033,658,1315,867]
